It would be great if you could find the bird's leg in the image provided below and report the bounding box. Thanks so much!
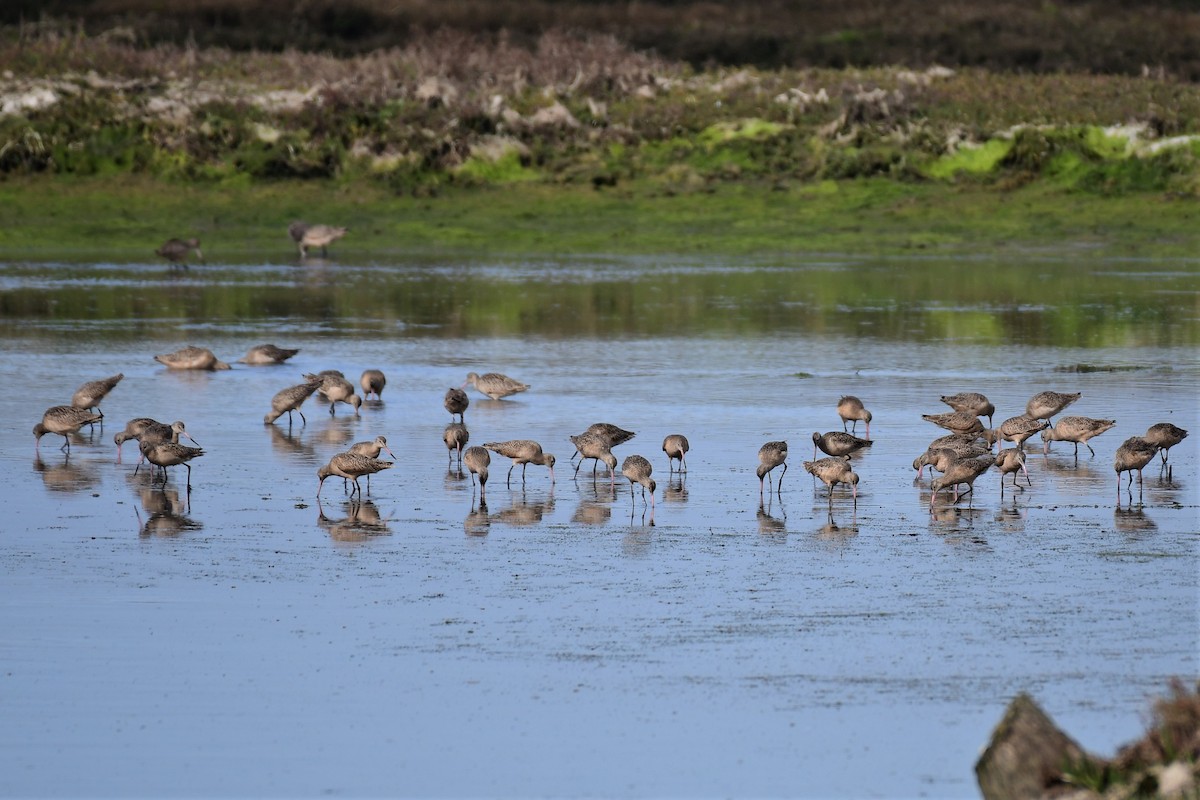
[328,402,335,416]
[298,409,307,426]
[506,464,515,488]
[184,463,192,489]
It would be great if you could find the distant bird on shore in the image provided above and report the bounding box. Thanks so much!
[1143,422,1188,465]
[238,344,299,365]
[803,456,859,502]
[155,345,231,371]
[34,405,103,453]
[662,434,690,473]
[463,371,529,400]
[444,387,469,422]
[1025,390,1081,422]
[922,411,985,437]
[289,221,348,258]
[836,396,872,438]
[621,455,656,508]
[317,452,393,498]
[155,237,203,268]
[812,430,873,459]
[264,380,322,426]
[1113,436,1159,499]
[940,392,995,429]
[484,439,556,486]
[757,440,788,497]
[1040,416,1117,457]
[71,373,123,420]
[361,369,387,401]
[463,446,490,498]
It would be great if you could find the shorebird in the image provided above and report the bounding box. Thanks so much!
[114,417,164,461]
[940,392,995,429]
[921,411,985,437]
[1143,422,1188,465]
[237,344,299,365]
[662,434,690,473]
[757,440,788,497]
[443,423,469,465]
[812,430,873,459]
[154,345,231,371]
[444,387,469,422]
[264,380,322,425]
[1041,416,1117,457]
[350,436,398,491]
[995,448,1030,496]
[569,432,618,483]
[1113,436,1159,499]
[463,446,491,498]
[620,454,656,508]
[571,423,636,462]
[995,415,1050,450]
[463,371,529,400]
[914,435,991,477]
[913,447,971,481]
[929,455,993,507]
[34,405,103,453]
[140,439,205,488]
[317,452,393,498]
[803,456,859,502]
[303,372,362,416]
[360,369,386,400]
[484,440,556,486]
[155,237,202,268]
[1026,390,1081,421]
[836,395,872,437]
[290,222,348,258]
[71,373,123,420]
[130,421,199,470]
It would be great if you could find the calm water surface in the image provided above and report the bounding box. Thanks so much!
[1,254,1197,797]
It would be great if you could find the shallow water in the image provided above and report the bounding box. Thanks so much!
[1,253,1197,797]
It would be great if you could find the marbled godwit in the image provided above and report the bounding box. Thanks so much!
[34,405,103,453]
[995,415,1050,450]
[812,431,873,459]
[1113,436,1159,499]
[444,387,469,421]
[483,440,556,487]
[463,446,491,498]
[620,454,656,508]
[914,435,991,476]
[757,440,788,497]
[913,447,973,481]
[290,222,348,258]
[154,345,231,371]
[155,237,202,267]
[238,344,299,365]
[463,371,529,400]
[1026,390,1081,421]
[1041,416,1117,457]
[131,421,199,471]
[571,423,636,462]
[264,380,322,425]
[443,423,469,465]
[360,369,386,400]
[803,456,859,502]
[662,434,690,473]
[303,372,362,416]
[836,396,872,437]
[140,439,205,487]
[317,452,394,498]
[569,432,618,483]
[114,417,163,461]
[940,392,995,429]
[1144,422,1188,465]
[929,455,993,507]
[350,435,398,491]
[71,373,123,420]
[921,411,985,437]
[995,448,1030,496]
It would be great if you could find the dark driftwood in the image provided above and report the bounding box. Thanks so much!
[976,693,1092,800]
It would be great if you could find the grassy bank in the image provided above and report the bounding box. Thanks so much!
[3,174,1200,261]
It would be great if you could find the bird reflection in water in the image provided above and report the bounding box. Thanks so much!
[464,500,490,538]
[663,477,688,504]
[313,416,359,449]
[993,500,1027,533]
[33,455,99,493]
[136,486,202,537]
[572,480,616,527]
[316,499,393,542]
[757,497,786,538]
[490,489,555,528]
[1113,505,1158,537]
[813,508,858,548]
[266,422,319,461]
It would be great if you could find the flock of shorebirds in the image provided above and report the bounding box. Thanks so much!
[154,220,349,268]
[31,342,1190,517]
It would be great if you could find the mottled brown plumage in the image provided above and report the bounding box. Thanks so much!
[662,434,690,473]
[238,344,299,365]
[71,373,123,418]
[484,439,556,486]
[155,345,230,371]
[836,395,872,437]
[33,405,103,453]
[464,371,529,400]
[1041,416,1116,457]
